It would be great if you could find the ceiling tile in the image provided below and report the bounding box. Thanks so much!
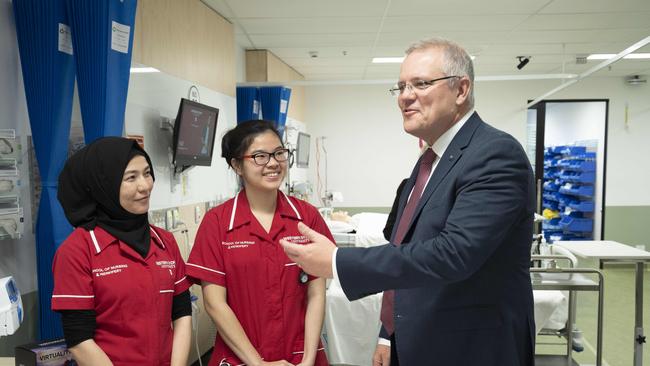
[386,0,546,16]
[541,0,650,13]
[381,14,528,33]
[248,33,377,48]
[202,0,650,81]
[522,12,650,31]
[238,17,382,34]
[225,0,388,18]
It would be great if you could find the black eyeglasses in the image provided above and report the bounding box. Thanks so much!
[240,148,291,166]
[389,75,460,96]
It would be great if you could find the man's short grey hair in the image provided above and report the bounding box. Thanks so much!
[405,37,475,108]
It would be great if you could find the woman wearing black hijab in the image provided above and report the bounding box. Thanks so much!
[51,137,192,366]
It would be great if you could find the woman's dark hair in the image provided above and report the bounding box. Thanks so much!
[221,120,283,168]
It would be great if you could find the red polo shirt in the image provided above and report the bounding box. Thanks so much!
[52,225,191,366]
[187,190,332,366]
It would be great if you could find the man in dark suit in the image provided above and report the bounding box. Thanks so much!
[281,37,535,366]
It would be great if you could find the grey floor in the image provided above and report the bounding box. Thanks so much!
[536,259,650,366]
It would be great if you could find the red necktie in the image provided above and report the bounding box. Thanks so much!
[380,148,436,335]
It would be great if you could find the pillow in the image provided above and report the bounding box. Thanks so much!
[352,213,389,235]
[325,220,356,233]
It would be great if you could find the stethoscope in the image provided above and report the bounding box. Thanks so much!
[299,269,309,284]
[219,358,252,366]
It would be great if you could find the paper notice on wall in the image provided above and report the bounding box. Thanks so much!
[280,99,288,114]
[58,23,73,55]
[111,21,131,54]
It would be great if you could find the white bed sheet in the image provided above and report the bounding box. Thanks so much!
[325,278,382,366]
[532,290,566,334]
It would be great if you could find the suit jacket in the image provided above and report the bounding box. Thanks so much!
[337,112,535,366]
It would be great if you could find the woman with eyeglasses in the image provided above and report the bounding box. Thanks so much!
[187,120,331,366]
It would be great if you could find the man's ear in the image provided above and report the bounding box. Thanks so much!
[456,77,471,105]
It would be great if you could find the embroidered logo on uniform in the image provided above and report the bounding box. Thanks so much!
[92,264,128,277]
[156,260,176,269]
[221,240,255,249]
[281,235,310,244]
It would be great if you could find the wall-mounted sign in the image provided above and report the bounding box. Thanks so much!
[188,85,200,103]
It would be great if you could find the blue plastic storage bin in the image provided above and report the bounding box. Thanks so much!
[546,146,569,155]
[542,218,562,231]
[559,184,594,197]
[560,146,586,155]
[559,216,593,232]
[567,200,594,212]
[544,158,561,168]
[563,160,596,172]
[543,199,559,211]
[544,170,559,180]
[543,180,560,191]
[575,152,596,160]
[558,171,595,184]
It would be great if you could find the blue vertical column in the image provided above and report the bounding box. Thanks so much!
[66,0,137,143]
[259,86,292,137]
[13,0,76,339]
[236,86,261,123]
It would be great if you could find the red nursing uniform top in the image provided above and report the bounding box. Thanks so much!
[187,190,332,366]
[52,226,191,366]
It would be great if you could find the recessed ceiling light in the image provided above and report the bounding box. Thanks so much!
[372,57,404,63]
[130,67,160,73]
[587,53,650,60]
[372,55,476,63]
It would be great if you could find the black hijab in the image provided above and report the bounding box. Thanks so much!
[58,137,156,257]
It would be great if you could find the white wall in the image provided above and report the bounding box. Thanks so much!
[305,77,650,207]
[120,71,239,210]
[305,86,419,207]
[235,44,246,83]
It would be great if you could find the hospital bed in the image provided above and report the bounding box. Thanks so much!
[324,213,590,366]
[324,213,387,366]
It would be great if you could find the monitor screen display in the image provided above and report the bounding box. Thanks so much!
[296,132,310,168]
[172,99,219,167]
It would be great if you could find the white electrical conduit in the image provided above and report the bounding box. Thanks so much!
[526,35,650,108]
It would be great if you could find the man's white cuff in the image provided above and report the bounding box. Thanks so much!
[332,247,339,281]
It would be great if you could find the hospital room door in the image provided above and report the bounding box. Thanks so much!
[527,99,608,241]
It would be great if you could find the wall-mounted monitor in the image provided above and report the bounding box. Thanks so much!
[172,98,219,167]
[295,132,310,168]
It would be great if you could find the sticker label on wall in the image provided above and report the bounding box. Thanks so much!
[280,99,288,114]
[253,100,260,115]
[111,21,131,54]
[58,23,73,55]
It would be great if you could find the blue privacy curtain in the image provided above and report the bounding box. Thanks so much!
[259,86,292,137]
[13,0,76,339]
[236,86,261,122]
[66,0,137,143]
